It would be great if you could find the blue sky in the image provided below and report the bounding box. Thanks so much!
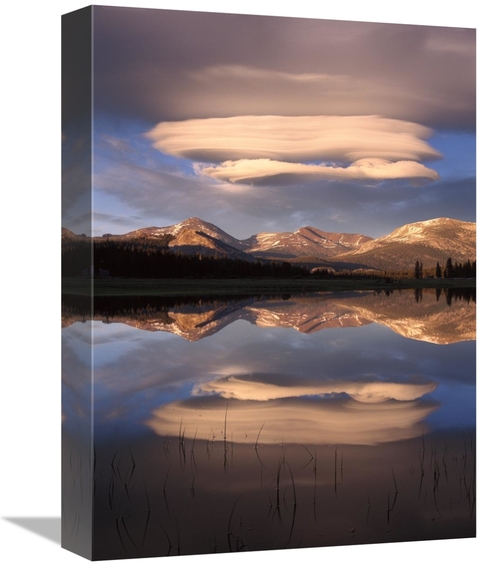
[62,6,476,239]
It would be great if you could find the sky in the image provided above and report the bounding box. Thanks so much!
[62,5,476,239]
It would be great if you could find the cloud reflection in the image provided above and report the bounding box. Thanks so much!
[146,393,437,446]
[195,373,438,403]
[147,371,438,447]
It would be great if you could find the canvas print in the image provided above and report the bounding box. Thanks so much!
[61,5,476,561]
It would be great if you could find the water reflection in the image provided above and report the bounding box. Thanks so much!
[62,287,476,344]
[62,289,475,438]
[196,372,438,402]
[61,288,476,559]
[147,395,439,446]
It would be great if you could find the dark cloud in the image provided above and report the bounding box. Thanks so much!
[93,6,475,130]
[88,6,475,238]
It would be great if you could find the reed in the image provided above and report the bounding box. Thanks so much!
[128,450,136,483]
[115,517,128,556]
[175,515,181,556]
[108,476,115,510]
[442,443,449,483]
[392,467,398,494]
[469,456,476,518]
[190,428,198,471]
[273,456,284,527]
[227,495,241,552]
[158,521,173,556]
[284,461,298,548]
[255,423,265,448]
[178,420,186,469]
[162,469,171,517]
[123,450,137,501]
[391,468,398,511]
[266,493,273,519]
[418,440,425,499]
[276,456,283,509]
[206,428,216,460]
[67,510,79,544]
[162,436,170,459]
[254,423,266,469]
[93,446,97,497]
[313,450,318,505]
[231,432,234,468]
[334,446,338,496]
[301,445,314,469]
[121,515,137,549]
[462,437,468,475]
[111,451,122,483]
[142,481,151,546]
[223,403,229,472]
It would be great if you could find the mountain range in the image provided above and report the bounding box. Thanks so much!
[64,216,476,273]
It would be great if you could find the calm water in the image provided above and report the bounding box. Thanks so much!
[62,288,476,559]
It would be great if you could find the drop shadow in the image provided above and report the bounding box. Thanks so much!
[3,517,61,545]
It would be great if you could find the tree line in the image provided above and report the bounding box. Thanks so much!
[62,239,476,281]
[414,258,476,279]
[62,239,310,279]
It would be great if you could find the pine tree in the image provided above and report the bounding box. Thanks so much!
[444,257,454,278]
[436,262,442,278]
[414,260,421,279]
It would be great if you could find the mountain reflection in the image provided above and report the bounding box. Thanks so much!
[63,288,476,344]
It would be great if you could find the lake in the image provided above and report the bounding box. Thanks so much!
[62,287,476,560]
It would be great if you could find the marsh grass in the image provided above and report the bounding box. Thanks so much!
[334,447,338,497]
[142,481,151,546]
[158,521,173,555]
[178,420,186,469]
[91,429,475,560]
[223,404,229,472]
[190,429,198,472]
[227,496,241,552]
[284,461,298,548]
[254,423,266,470]
[162,470,171,518]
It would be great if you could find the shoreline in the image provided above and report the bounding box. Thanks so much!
[62,277,476,297]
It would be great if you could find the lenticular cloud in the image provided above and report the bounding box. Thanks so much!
[201,158,439,184]
[145,115,441,184]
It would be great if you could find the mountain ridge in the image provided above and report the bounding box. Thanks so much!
[64,216,476,273]
[334,217,476,271]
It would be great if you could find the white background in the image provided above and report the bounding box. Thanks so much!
[1,1,495,565]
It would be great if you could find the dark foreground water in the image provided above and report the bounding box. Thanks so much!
[62,288,475,560]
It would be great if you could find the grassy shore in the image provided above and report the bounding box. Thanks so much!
[62,277,476,297]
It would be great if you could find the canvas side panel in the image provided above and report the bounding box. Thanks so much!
[61,6,93,560]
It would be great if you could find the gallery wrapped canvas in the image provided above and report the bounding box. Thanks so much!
[62,5,476,561]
